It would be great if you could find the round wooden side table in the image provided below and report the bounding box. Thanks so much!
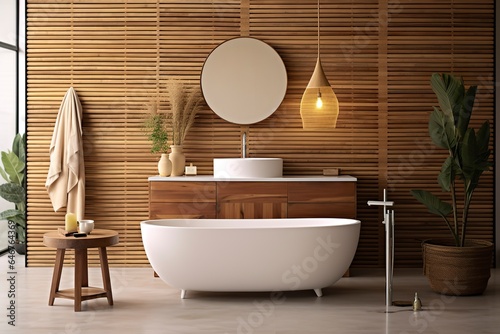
[43,229,119,312]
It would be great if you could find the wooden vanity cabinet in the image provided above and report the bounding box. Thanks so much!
[149,180,356,220]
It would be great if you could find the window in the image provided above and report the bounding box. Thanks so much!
[0,0,19,255]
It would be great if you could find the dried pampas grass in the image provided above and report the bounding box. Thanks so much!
[144,77,204,148]
[162,78,204,145]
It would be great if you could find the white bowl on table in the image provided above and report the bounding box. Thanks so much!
[78,220,94,234]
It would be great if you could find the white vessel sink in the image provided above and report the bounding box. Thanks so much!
[213,158,283,178]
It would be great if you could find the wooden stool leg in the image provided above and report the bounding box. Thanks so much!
[81,249,89,287]
[48,249,65,306]
[74,249,87,312]
[99,247,113,305]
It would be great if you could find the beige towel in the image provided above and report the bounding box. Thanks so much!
[45,87,85,220]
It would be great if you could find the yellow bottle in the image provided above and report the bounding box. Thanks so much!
[65,213,78,232]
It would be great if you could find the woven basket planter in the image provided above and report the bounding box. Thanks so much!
[423,239,493,296]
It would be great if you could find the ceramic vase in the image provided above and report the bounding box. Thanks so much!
[169,145,186,176]
[158,153,172,177]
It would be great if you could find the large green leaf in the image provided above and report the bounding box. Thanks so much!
[12,133,26,166]
[410,189,453,218]
[475,121,491,165]
[0,209,25,226]
[437,156,456,191]
[460,128,477,181]
[455,85,476,138]
[430,73,464,117]
[0,165,8,183]
[0,151,24,185]
[476,120,490,148]
[1,209,26,243]
[16,224,26,243]
[0,183,25,204]
[460,127,490,198]
[429,107,457,150]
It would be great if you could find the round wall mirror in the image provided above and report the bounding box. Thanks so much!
[201,37,288,125]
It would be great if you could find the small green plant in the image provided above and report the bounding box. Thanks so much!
[411,73,491,247]
[0,133,27,244]
[143,110,169,154]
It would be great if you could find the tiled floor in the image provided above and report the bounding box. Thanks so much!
[0,254,498,333]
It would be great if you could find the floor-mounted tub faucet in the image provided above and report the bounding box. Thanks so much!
[368,189,394,312]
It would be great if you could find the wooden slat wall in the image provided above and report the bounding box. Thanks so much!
[26,0,494,267]
[247,0,382,267]
[386,0,495,266]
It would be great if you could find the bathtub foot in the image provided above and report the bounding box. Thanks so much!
[314,289,323,297]
[181,290,187,299]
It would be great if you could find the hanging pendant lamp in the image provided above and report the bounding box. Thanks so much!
[300,0,339,129]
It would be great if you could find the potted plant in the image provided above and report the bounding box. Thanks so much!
[411,73,493,296]
[143,102,171,177]
[0,133,27,254]
[144,78,204,176]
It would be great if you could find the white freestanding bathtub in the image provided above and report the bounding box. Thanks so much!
[141,218,360,298]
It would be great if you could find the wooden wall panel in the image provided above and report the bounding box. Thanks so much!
[386,0,495,267]
[26,0,494,267]
[248,0,382,267]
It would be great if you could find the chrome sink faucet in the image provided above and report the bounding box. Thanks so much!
[242,132,247,158]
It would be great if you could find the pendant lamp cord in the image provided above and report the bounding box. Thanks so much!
[317,0,320,57]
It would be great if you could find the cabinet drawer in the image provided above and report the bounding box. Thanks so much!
[217,182,287,203]
[288,203,356,219]
[149,203,217,219]
[287,182,355,203]
[149,182,216,203]
[218,202,287,219]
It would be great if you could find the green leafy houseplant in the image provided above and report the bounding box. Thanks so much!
[0,133,27,246]
[143,110,169,154]
[143,104,171,177]
[411,73,491,247]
